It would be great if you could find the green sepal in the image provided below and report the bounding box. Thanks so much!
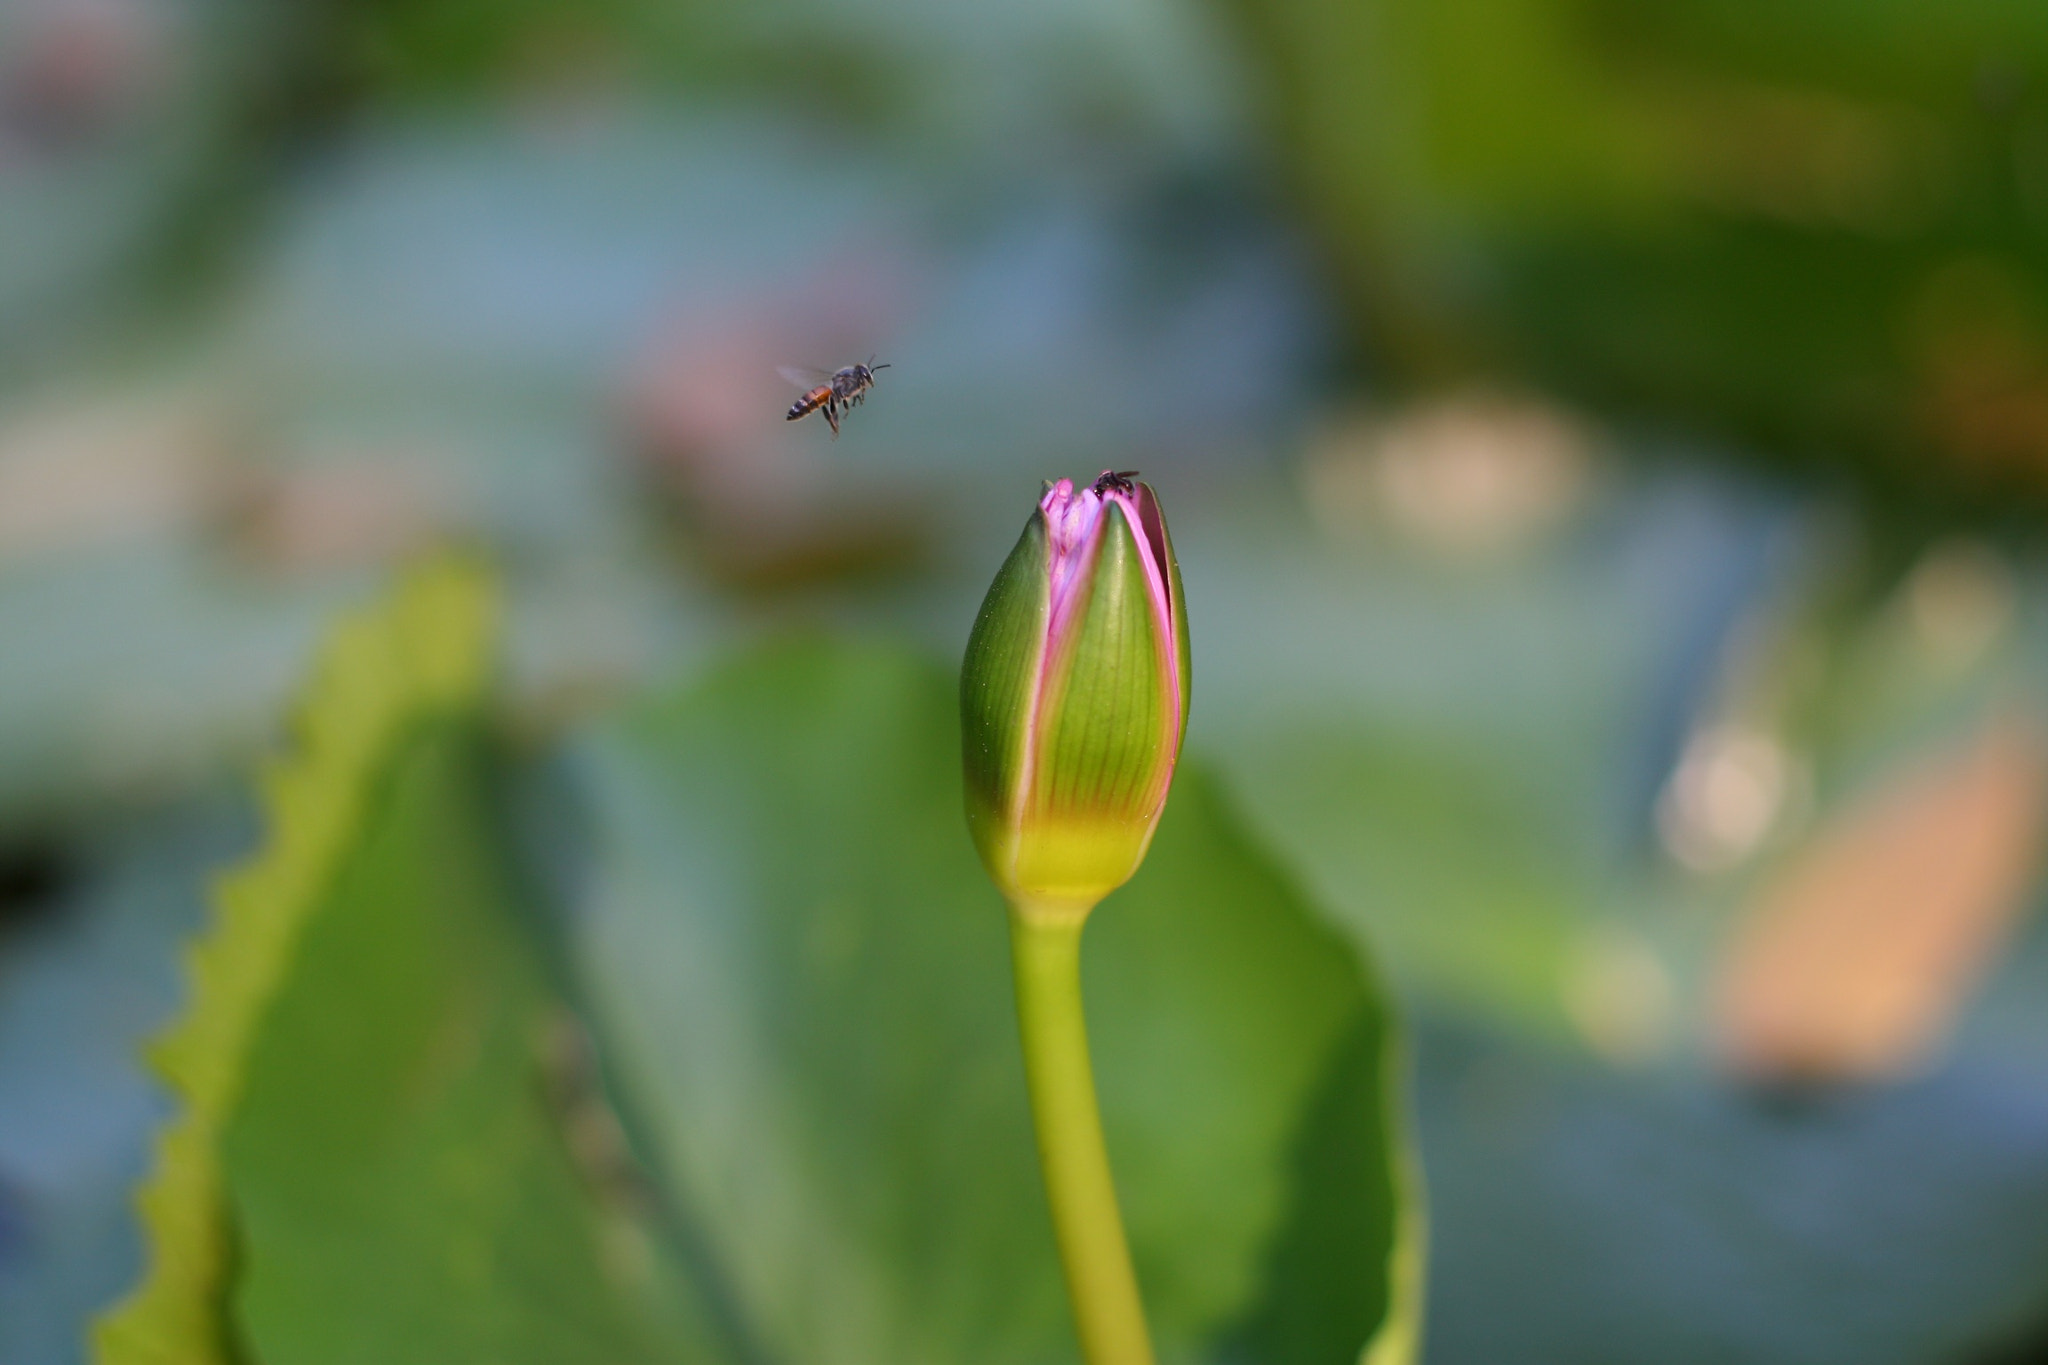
[960,508,1052,891]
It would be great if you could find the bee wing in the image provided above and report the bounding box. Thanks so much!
[778,365,832,389]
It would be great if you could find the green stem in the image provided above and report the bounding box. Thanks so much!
[1008,900,1156,1365]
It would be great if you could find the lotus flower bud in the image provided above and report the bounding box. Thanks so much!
[961,471,1190,912]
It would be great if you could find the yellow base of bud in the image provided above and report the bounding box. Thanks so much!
[991,813,1158,910]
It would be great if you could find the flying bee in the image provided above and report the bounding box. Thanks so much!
[1093,469,1140,495]
[780,358,891,436]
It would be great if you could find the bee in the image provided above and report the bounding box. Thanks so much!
[780,358,891,436]
[1092,469,1140,495]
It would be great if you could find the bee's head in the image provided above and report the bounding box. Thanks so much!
[864,356,891,381]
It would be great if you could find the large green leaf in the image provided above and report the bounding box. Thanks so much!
[93,559,499,1365]
[566,637,1420,1365]
[223,722,725,1365]
[95,559,723,1365]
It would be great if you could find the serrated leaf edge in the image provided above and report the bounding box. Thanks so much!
[91,557,497,1365]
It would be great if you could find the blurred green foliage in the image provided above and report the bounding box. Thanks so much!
[1222,0,2048,522]
[14,0,2048,1360]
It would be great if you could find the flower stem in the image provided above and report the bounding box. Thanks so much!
[1008,900,1156,1365]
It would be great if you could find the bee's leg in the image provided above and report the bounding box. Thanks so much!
[825,403,841,436]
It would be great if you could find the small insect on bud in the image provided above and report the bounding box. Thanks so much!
[961,471,1190,914]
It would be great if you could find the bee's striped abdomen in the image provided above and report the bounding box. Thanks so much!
[787,386,832,421]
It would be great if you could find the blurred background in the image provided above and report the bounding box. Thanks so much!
[8,0,2048,1360]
